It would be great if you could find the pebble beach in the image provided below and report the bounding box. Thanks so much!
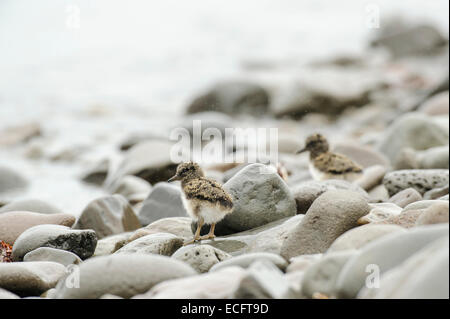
[0,0,449,300]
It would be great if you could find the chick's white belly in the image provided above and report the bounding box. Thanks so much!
[181,194,230,224]
[309,163,362,182]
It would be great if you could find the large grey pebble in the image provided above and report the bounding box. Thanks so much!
[12,225,97,261]
[280,190,370,259]
[222,164,296,232]
[292,179,369,214]
[172,244,231,273]
[24,247,82,266]
[138,183,187,226]
[0,261,65,296]
[383,169,449,196]
[210,252,288,272]
[335,224,449,298]
[115,232,183,256]
[74,195,141,239]
[53,254,196,298]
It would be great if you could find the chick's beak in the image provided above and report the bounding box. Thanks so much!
[296,147,307,154]
[167,175,180,183]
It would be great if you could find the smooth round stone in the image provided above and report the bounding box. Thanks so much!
[110,140,177,185]
[53,254,197,299]
[115,233,183,256]
[281,190,370,259]
[23,247,82,266]
[109,175,151,204]
[423,184,449,200]
[367,184,390,203]
[12,225,97,261]
[335,224,449,298]
[376,113,448,164]
[134,266,247,299]
[210,252,288,273]
[333,143,390,169]
[285,254,323,273]
[80,159,109,186]
[222,164,296,232]
[186,81,270,116]
[358,236,449,299]
[383,169,449,196]
[418,91,449,116]
[301,250,356,298]
[137,183,187,226]
[0,166,28,194]
[232,260,296,299]
[292,179,369,214]
[376,209,423,228]
[0,211,75,245]
[74,195,141,239]
[128,217,193,242]
[328,224,406,252]
[355,165,387,191]
[172,244,231,273]
[0,261,66,297]
[358,203,402,225]
[388,188,422,208]
[395,146,449,170]
[0,199,64,215]
[416,202,449,226]
[93,232,132,257]
[0,288,20,299]
[403,199,449,212]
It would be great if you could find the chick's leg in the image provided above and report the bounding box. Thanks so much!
[184,217,204,246]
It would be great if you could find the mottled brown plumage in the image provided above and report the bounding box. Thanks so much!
[297,133,363,181]
[168,162,233,245]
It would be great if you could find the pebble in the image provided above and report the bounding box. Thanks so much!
[186,81,270,116]
[110,140,177,185]
[221,164,296,232]
[0,166,28,194]
[291,179,369,214]
[355,165,387,191]
[210,252,288,272]
[23,247,82,266]
[93,232,132,256]
[128,217,193,242]
[376,209,423,228]
[388,188,422,208]
[12,224,97,261]
[358,236,449,299]
[423,184,449,200]
[280,190,370,259]
[0,288,20,299]
[301,250,356,298]
[80,159,110,186]
[418,91,449,116]
[358,203,402,224]
[135,266,247,299]
[416,202,449,226]
[74,195,141,239]
[138,183,187,226]
[383,169,449,196]
[53,254,196,299]
[115,233,183,256]
[0,211,75,245]
[232,260,296,298]
[367,184,390,203]
[109,175,151,204]
[0,261,66,297]
[403,199,449,212]
[285,254,323,273]
[0,199,64,215]
[395,146,449,170]
[0,122,40,147]
[376,113,448,165]
[172,244,231,273]
[335,224,449,298]
[328,224,406,252]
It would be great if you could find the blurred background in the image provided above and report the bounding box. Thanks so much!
[0,0,448,216]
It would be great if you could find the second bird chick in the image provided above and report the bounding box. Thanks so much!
[168,162,233,245]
